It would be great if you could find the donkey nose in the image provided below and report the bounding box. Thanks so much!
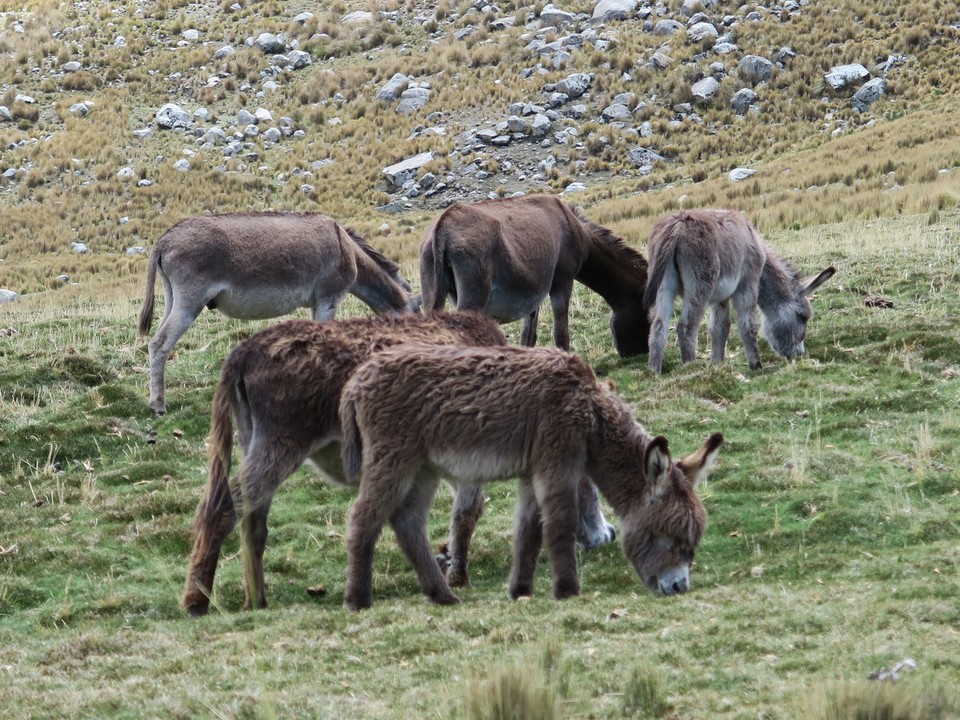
[606,524,617,543]
[671,578,689,594]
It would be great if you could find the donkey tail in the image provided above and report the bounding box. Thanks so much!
[422,220,453,314]
[137,244,161,336]
[643,214,683,310]
[193,366,238,550]
[339,384,364,482]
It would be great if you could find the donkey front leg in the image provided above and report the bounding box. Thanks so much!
[390,472,460,606]
[520,306,541,347]
[509,479,543,599]
[549,278,574,351]
[147,298,206,414]
[732,291,762,370]
[709,300,731,364]
[538,473,581,600]
[445,483,485,587]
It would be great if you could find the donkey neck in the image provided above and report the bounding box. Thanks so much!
[352,247,410,313]
[585,396,650,515]
[757,248,798,313]
[576,239,646,309]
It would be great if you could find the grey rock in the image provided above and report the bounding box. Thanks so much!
[602,103,633,121]
[214,45,236,59]
[540,4,575,27]
[0,289,18,304]
[71,242,89,254]
[263,127,282,142]
[243,124,259,137]
[133,127,152,139]
[287,50,312,69]
[731,88,758,115]
[383,151,434,188]
[507,115,530,133]
[691,76,721,102]
[825,63,870,90]
[739,55,774,84]
[397,86,431,114]
[255,108,273,123]
[377,73,410,101]
[126,246,146,256]
[686,22,718,42]
[628,147,665,167]
[654,19,684,35]
[56,274,70,284]
[557,72,592,98]
[254,33,285,54]
[114,36,126,47]
[203,128,227,145]
[173,159,191,171]
[62,61,82,72]
[591,0,637,22]
[0,106,11,122]
[193,108,210,122]
[531,113,553,137]
[728,167,756,181]
[713,42,738,55]
[156,103,191,130]
[69,102,91,116]
[116,166,137,180]
[182,29,200,41]
[852,77,885,112]
[342,11,374,24]
[293,12,314,23]
[650,51,673,69]
[237,109,256,125]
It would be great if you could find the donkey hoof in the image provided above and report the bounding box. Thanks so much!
[553,580,581,600]
[446,568,470,588]
[345,593,373,612]
[429,590,461,606]
[184,601,209,618]
[509,583,534,600]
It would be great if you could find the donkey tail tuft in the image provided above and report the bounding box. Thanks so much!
[643,214,683,311]
[138,245,161,336]
[339,385,364,482]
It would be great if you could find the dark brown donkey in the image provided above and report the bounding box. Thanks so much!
[420,195,650,356]
[645,209,835,373]
[138,212,418,414]
[340,344,722,611]
[182,313,617,616]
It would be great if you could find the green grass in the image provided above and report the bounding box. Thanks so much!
[1,210,959,718]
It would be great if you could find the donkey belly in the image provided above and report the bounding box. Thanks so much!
[212,285,313,319]
[429,447,528,485]
[482,289,546,323]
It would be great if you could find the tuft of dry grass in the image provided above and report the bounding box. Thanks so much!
[797,681,959,720]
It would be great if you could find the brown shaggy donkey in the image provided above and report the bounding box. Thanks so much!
[645,209,835,373]
[182,313,616,616]
[138,212,417,414]
[340,344,723,611]
[420,195,650,356]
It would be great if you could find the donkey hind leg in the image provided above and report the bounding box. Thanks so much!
[390,472,460,606]
[548,277,575,350]
[182,479,240,617]
[520,306,541,347]
[508,479,544,599]
[345,461,418,611]
[576,476,616,549]
[236,440,305,611]
[147,293,208,414]
[732,290,762,370]
[311,289,348,322]
[709,300,731,364]
[443,483,485,587]
[648,276,678,373]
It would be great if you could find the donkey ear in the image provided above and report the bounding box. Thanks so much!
[678,433,724,488]
[801,267,836,297]
[644,435,673,498]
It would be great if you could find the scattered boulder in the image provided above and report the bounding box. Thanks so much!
[156,103,191,130]
[628,146,665,167]
[69,102,92,116]
[687,22,719,43]
[556,72,593,98]
[691,76,721,103]
[62,61,82,72]
[0,106,11,122]
[0,289,18,304]
[731,88,758,115]
[383,151,434,188]
[397,86,431,114]
[214,45,235,59]
[116,166,137,180]
[71,241,89,254]
[825,63,870,91]
[739,55,773,84]
[728,167,756,181]
[377,73,411,101]
[342,11,374,24]
[852,77,885,112]
[540,4,575,27]
[591,0,637,23]
[654,19,684,35]
[254,33,285,54]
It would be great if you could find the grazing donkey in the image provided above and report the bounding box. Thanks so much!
[138,212,418,414]
[645,209,836,373]
[182,313,617,616]
[339,344,723,611]
[420,194,650,357]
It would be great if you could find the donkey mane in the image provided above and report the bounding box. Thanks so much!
[573,206,646,274]
[347,228,410,291]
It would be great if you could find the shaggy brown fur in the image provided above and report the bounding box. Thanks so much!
[339,344,722,611]
[138,211,417,414]
[420,195,650,357]
[181,312,615,616]
[645,209,835,372]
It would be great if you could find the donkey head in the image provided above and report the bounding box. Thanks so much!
[621,433,723,596]
[610,305,650,357]
[762,266,836,359]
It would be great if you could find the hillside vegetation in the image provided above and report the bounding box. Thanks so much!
[1,1,959,719]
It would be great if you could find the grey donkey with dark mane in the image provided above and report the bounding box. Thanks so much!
[420,194,650,357]
[339,343,722,611]
[182,313,617,616]
[138,212,418,414]
[645,209,835,373]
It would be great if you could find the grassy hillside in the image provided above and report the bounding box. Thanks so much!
[2,0,960,718]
